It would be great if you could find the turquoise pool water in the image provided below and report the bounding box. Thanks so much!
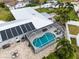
[33,32,56,48]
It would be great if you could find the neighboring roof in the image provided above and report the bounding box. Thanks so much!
[66,21,79,36]
[4,0,17,6]
[66,21,79,27]
[10,7,53,29]
[14,2,26,9]
[73,3,79,17]
[76,34,79,46]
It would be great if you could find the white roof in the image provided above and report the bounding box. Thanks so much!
[41,12,52,18]
[73,3,79,17]
[0,21,6,25]
[10,7,53,29]
[0,19,31,31]
[67,21,79,27]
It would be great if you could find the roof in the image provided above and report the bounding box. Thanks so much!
[0,20,35,42]
[10,7,53,29]
[41,12,52,18]
[4,0,17,6]
[0,21,6,25]
[66,21,79,27]
[0,19,31,31]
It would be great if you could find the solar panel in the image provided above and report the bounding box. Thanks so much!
[0,22,36,41]
[15,26,23,35]
[29,22,35,30]
[24,23,31,31]
[6,29,13,39]
[20,24,27,33]
[11,27,18,36]
[0,30,7,41]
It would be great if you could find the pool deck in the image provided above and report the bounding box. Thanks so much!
[0,41,56,59]
[27,23,64,53]
[28,23,64,42]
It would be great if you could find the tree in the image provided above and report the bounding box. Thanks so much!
[54,8,70,25]
[56,1,64,8]
[65,2,74,11]
[0,3,5,8]
[55,38,76,59]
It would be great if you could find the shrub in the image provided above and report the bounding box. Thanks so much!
[0,3,5,8]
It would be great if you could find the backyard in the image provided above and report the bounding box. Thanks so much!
[43,38,76,59]
[0,3,15,21]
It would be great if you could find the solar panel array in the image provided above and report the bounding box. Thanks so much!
[0,22,35,41]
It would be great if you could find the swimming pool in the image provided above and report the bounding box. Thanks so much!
[33,32,56,48]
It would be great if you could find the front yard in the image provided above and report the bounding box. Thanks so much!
[0,3,15,21]
[36,7,79,23]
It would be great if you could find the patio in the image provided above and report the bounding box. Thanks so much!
[0,41,56,59]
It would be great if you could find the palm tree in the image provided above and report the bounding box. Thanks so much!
[55,38,76,59]
[56,1,64,8]
[54,8,70,25]
[65,2,74,10]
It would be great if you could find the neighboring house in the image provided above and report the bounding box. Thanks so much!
[72,2,79,17]
[0,0,30,6]
[0,0,3,2]
[0,0,18,6]
[66,21,79,46]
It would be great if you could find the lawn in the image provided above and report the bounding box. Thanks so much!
[53,7,79,21]
[68,10,79,21]
[58,0,75,2]
[71,38,79,59]
[0,3,15,21]
[68,25,79,35]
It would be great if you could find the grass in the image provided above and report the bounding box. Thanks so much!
[0,3,15,21]
[58,0,75,2]
[43,39,76,59]
[71,38,79,59]
[36,8,54,14]
[36,7,79,21]
[53,7,79,20]
[68,25,79,35]
[68,10,79,21]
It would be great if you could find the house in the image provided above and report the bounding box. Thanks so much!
[0,0,17,6]
[0,7,64,53]
[0,0,30,7]
[66,21,79,46]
